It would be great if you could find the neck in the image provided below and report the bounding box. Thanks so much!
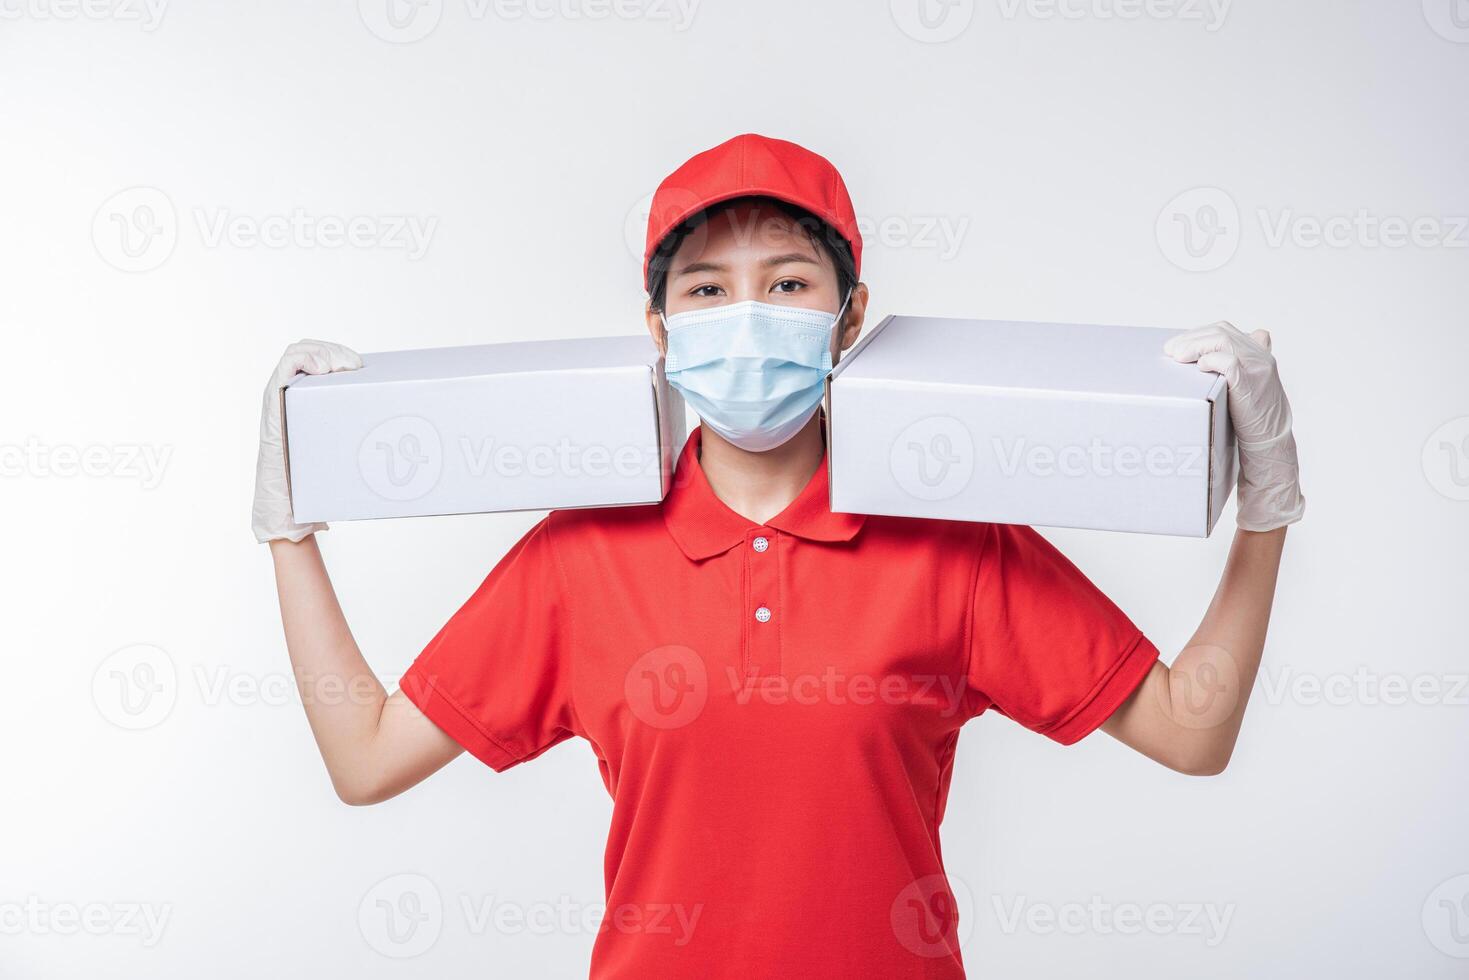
[697,414,825,525]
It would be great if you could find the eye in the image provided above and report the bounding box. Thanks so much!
[772,278,805,294]
[690,284,725,298]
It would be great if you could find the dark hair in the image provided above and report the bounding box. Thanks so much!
[646,196,857,314]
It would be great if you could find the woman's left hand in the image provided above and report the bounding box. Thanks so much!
[1164,321,1305,532]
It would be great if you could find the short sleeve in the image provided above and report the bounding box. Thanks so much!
[966,524,1159,745]
[399,517,578,771]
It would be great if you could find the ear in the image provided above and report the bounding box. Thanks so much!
[645,300,667,357]
[835,282,869,354]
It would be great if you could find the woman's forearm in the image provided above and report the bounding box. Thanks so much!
[270,536,463,803]
[1170,526,1287,770]
[269,535,391,799]
[1103,526,1286,774]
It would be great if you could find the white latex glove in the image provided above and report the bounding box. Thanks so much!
[252,340,364,543]
[1164,321,1305,532]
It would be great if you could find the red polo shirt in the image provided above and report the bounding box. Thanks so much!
[400,427,1159,979]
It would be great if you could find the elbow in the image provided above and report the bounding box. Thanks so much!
[1178,759,1228,778]
[1172,747,1231,777]
[333,782,378,807]
[331,773,394,807]
[335,788,380,807]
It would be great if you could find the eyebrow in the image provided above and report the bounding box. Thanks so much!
[673,260,728,277]
[761,252,822,269]
[672,252,822,279]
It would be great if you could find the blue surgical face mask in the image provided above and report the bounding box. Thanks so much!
[662,292,851,452]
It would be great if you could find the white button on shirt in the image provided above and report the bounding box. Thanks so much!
[754,606,772,623]
[752,536,769,553]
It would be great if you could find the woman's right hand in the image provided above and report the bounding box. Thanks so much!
[252,339,363,543]
[1164,321,1305,532]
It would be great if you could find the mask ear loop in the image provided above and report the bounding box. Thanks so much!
[833,287,853,326]
[816,287,855,442]
[657,308,674,368]
[822,288,854,372]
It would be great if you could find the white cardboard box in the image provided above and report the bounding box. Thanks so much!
[283,336,684,523]
[825,315,1236,537]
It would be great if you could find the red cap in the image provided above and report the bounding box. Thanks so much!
[643,133,862,291]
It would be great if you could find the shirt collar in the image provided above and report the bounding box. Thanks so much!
[662,427,867,561]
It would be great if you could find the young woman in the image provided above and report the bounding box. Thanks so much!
[252,134,1304,979]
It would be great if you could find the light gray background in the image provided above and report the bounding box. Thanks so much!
[3,1,1467,977]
